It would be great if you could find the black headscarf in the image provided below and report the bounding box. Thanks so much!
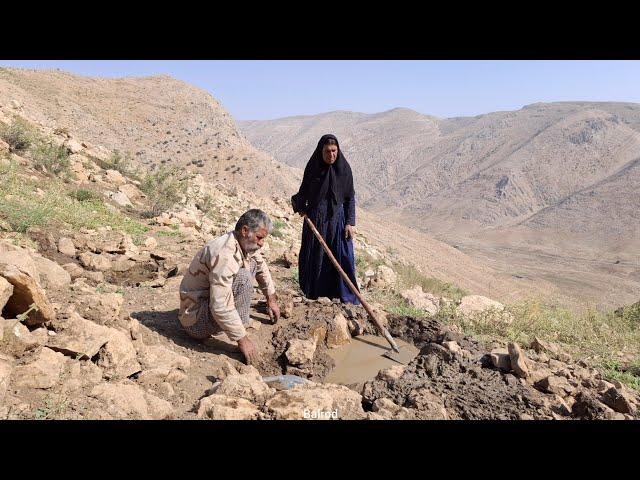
[291,134,355,218]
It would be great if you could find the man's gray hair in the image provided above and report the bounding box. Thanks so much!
[235,209,273,234]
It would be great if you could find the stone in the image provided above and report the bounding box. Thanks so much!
[105,169,127,186]
[119,184,145,202]
[83,271,105,284]
[96,329,142,379]
[64,138,84,154]
[89,382,173,420]
[376,365,406,384]
[285,338,317,366]
[128,317,141,340]
[601,387,637,415]
[265,383,367,420]
[136,343,190,371]
[374,265,397,287]
[317,297,332,305]
[212,371,275,405]
[530,337,561,356]
[78,252,112,271]
[198,394,263,420]
[58,238,77,257]
[572,390,613,420]
[535,375,573,395]
[1,319,40,357]
[508,342,530,378]
[0,138,10,153]
[62,263,85,280]
[372,398,415,419]
[551,394,572,416]
[12,347,66,389]
[457,295,504,316]
[0,276,13,312]
[326,312,351,348]
[281,300,294,319]
[281,247,298,268]
[31,255,71,290]
[0,263,56,326]
[0,357,12,401]
[206,356,240,381]
[109,191,132,207]
[143,237,158,250]
[30,328,49,346]
[489,348,512,371]
[442,341,463,355]
[111,256,136,272]
[400,285,440,315]
[0,242,40,281]
[75,292,123,325]
[47,308,114,359]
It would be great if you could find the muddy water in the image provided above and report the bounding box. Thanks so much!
[323,335,419,385]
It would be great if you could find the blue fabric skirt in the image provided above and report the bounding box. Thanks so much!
[298,199,360,305]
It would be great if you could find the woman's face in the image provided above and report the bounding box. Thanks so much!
[322,144,339,165]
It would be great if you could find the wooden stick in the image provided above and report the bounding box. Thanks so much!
[303,215,400,353]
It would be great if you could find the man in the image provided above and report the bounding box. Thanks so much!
[179,209,280,364]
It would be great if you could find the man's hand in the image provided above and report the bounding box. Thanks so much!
[237,335,259,365]
[345,225,356,240]
[267,293,280,324]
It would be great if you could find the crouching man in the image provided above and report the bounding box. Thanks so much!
[179,209,280,365]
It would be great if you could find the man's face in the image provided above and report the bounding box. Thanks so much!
[239,226,268,254]
[322,144,338,165]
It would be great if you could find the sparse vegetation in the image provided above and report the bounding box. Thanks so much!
[103,149,138,178]
[140,166,192,217]
[271,219,286,238]
[0,117,34,151]
[31,141,71,177]
[69,188,100,202]
[393,263,467,302]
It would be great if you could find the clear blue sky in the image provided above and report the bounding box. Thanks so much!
[2,60,640,121]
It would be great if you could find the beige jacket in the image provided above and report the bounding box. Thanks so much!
[179,231,275,341]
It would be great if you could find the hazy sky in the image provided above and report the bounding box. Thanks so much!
[2,60,639,121]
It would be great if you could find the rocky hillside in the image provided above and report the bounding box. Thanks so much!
[0,67,301,196]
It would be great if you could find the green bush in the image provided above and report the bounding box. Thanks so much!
[31,141,71,177]
[1,117,33,151]
[140,166,192,217]
[69,188,100,202]
[271,219,286,238]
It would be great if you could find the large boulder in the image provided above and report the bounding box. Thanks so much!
[457,295,504,316]
[78,252,113,271]
[47,308,114,359]
[0,276,13,312]
[372,265,397,288]
[0,263,55,326]
[104,169,127,186]
[1,319,40,357]
[198,394,264,420]
[400,285,440,315]
[266,383,367,420]
[601,386,637,415]
[211,367,274,405]
[119,184,145,203]
[135,343,190,371]
[96,329,142,379]
[75,292,123,325]
[507,342,530,378]
[89,382,174,420]
[12,347,66,389]
[31,255,71,290]
[57,238,77,257]
[285,338,317,366]
[0,242,40,281]
[326,312,351,348]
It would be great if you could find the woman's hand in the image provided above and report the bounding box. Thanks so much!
[345,225,356,240]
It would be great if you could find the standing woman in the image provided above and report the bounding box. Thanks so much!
[291,134,360,305]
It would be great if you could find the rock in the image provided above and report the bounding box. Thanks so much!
[128,317,141,340]
[96,329,142,379]
[326,312,351,348]
[12,347,66,389]
[105,169,127,186]
[1,319,40,357]
[530,337,561,356]
[376,365,406,384]
[136,344,190,371]
[89,382,173,420]
[372,398,415,419]
[457,295,504,316]
[317,297,332,305]
[551,394,572,416]
[62,263,85,280]
[442,341,463,355]
[265,383,367,420]
[0,138,10,153]
[75,292,123,325]
[198,394,263,420]
[0,357,13,401]
[281,247,298,268]
[281,300,294,319]
[78,252,113,271]
[507,342,530,378]
[47,308,114,359]
[109,191,132,207]
[400,285,440,315]
[111,256,136,272]
[30,328,49,346]
[31,255,71,290]
[285,338,317,366]
[64,138,84,154]
[601,387,637,415]
[159,383,175,397]
[535,375,573,395]
[0,242,40,281]
[572,390,613,420]
[212,370,274,405]
[0,263,55,326]
[119,184,145,203]
[489,348,512,371]
[0,276,13,312]
[375,265,397,285]
[58,238,77,257]
[137,367,173,386]
[143,237,158,250]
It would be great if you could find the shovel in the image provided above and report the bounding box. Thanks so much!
[303,215,413,365]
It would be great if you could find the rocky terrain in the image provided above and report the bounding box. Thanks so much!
[241,104,640,308]
[1,67,638,420]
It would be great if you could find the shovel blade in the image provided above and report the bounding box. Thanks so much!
[381,346,416,365]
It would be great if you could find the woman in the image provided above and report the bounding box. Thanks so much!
[291,134,360,305]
